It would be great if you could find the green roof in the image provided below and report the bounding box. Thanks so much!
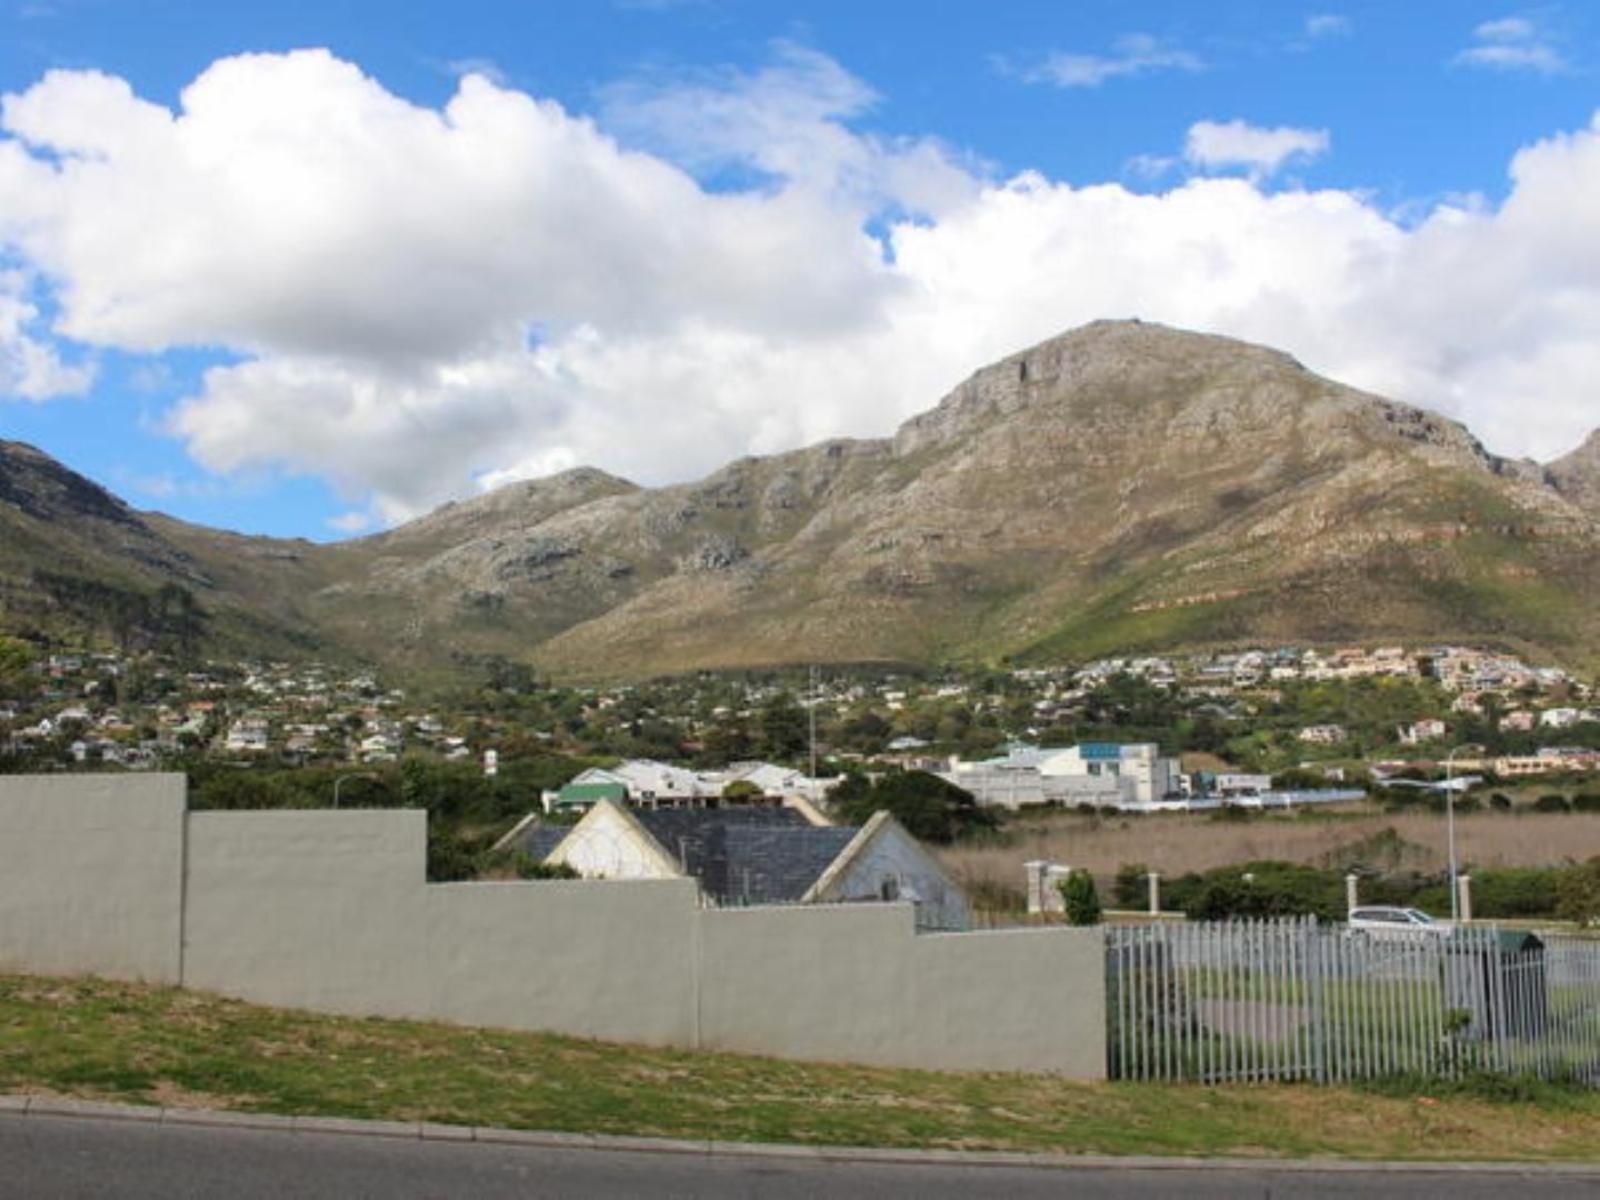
[555,781,627,807]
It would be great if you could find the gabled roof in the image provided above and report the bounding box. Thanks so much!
[515,800,860,904]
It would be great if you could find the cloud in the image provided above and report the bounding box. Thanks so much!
[1,47,1600,528]
[601,41,978,218]
[0,269,93,399]
[1304,14,1351,39]
[1184,119,1331,178]
[1456,15,1567,73]
[326,510,372,533]
[1012,34,1203,89]
[442,57,508,86]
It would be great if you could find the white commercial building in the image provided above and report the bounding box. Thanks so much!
[945,742,1182,810]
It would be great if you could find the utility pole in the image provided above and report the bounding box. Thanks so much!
[808,664,818,782]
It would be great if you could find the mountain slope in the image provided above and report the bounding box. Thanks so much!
[1550,430,1600,519]
[0,440,331,659]
[3,322,1598,678]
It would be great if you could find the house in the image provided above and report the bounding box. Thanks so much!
[1297,724,1348,745]
[504,799,970,930]
[543,759,836,811]
[1397,719,1448,745]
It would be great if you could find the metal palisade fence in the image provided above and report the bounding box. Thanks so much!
[1106,917,1600,1085]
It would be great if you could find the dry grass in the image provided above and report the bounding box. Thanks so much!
[941,806,1600,899]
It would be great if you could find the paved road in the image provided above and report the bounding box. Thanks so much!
[3,1113,1598,1199]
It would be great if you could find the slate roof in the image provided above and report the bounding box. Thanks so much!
[634,807,839,902]
[512,804,864,904]
[512,824,571,861]
[718,825,859,903]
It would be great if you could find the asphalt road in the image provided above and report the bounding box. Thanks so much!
[3,1113,1599,1199]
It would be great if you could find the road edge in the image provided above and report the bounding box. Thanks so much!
[3,1094,1597,1176]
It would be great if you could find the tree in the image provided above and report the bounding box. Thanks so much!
[1557,858,1600,926]
[1058,870,1102,925]
[829,770,995,844]
[757,692,808,762]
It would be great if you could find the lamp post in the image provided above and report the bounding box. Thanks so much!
[332,772,374,809]
[1444,744,1476,925]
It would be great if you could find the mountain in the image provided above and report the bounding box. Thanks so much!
[0,439,332,660]
[4,321,1598,679]
[1550,430,1600,519]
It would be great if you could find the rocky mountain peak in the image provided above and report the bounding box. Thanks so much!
[1550,428,1600,516]
[0,439,139,529]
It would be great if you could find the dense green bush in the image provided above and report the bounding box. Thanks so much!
[1534,793,1571,813]
[830,769,996,844]
[1112,862,1150,908]
[1167,861,1344,920]
[1058,870,1102,925]
[1557,858,1600,925]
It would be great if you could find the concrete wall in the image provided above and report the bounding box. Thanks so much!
[0,775,1106,1077]
[697,904,1102,1074]
[0,773,184,983]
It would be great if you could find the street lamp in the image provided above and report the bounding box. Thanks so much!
[332,772,376,809]
[1444,744,1481,925]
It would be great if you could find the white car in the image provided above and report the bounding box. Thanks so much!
[1346,906,1452,939]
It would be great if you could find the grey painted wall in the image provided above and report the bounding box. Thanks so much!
[0,773,185,983]
[0,775,1105,1077]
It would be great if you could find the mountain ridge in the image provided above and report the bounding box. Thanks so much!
[3,321,1597,679]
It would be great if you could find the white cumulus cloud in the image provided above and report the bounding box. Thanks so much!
[0,269,93,400]
[1184,119,1331,178]
[0,47,1598,527]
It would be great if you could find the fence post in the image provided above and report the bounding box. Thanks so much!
[1147,871,1160,916]
[1345,873,1359,915]
[1305,915,1327,1083]
[1457,875,1472,924]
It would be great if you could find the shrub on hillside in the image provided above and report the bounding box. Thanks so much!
[1534,793,1571,813]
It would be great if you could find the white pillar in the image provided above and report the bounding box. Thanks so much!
[1024,860,1047,914]
[1345,873,1359,915]
[1457,874,1472,923]
[1147,871,1161,915]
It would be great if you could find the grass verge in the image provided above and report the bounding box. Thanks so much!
[3,971,1599,1161]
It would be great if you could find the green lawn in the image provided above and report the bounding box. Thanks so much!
[3,971,1599,1161]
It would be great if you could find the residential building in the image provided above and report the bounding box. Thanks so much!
[506,799,969,930]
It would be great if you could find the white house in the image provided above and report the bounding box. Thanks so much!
[1397,719,1448,745]
[1297,724,1348,744]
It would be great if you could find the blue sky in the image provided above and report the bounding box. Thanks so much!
[2,1,1598,539]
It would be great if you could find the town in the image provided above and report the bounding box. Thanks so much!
[4,636,1595,798]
